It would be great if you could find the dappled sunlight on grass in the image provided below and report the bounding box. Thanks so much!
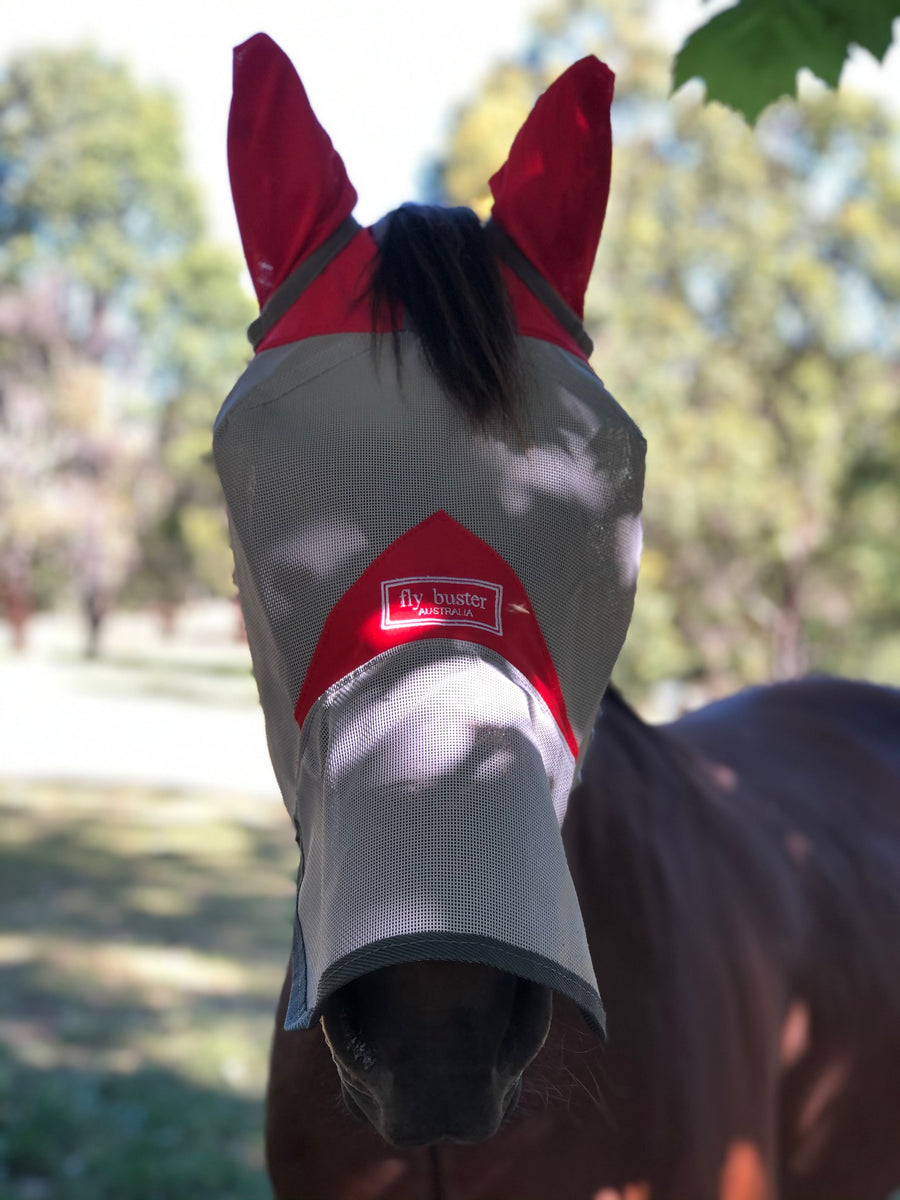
[3,935,277,1002]
[0,778,299,1198]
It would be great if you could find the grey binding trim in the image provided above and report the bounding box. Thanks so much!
[247,211,593,357]
[484,218,594,357]
[247,215,362,349]
[310,931,607,1037]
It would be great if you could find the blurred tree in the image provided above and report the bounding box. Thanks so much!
[126,236,255,631]
[674,0,900,124]
[0,47,253,651]
[433,0,900,698]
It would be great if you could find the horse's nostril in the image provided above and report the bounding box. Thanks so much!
[341,1028,376,1072]
[498,978,552,1075]
[321,990,377,1074]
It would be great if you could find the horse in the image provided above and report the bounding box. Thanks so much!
[218,30,640,1151]
[265,677,900,1199]
[216,34,900,1200]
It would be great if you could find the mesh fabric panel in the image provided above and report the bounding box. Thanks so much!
[214,333,645,767]
[213,331,645,1032]
[286,640,596,1027]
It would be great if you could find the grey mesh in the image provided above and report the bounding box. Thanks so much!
[214,331,645,1035]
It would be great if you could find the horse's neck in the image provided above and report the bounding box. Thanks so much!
[562,690,797,1188]
[561,680,900,1192]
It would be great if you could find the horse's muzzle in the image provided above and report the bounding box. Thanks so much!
[320,961,552,1147]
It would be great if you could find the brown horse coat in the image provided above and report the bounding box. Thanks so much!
[265,677,900,1200]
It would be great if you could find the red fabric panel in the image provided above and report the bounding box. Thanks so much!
[253,230,383,351]
[254,249,588,361]
[294,511,577,756]
[489,57,614,321]
[228,34,597,361]
[228,33,358,307]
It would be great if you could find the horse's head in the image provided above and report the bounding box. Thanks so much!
[219,35,646,1156]
[320,961,552,1146]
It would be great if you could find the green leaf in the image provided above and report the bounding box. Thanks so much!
[672,0,891,123]
[818,0,899,60]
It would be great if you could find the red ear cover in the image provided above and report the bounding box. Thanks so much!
[489,57,614,321]
[228,33,358,307]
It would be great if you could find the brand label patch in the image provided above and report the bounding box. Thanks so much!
[381,576,503,635]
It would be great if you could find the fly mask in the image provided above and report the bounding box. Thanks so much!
[214,34,645,1037]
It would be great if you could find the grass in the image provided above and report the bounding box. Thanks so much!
[0,778,297,1200]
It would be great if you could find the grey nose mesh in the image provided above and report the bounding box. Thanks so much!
[287,639,604,1029]
[213,331,645,1034]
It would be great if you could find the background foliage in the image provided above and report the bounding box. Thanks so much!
[0,47,254,653]
[674,0,900,123]
[2,9,897,693]
[432,0,900,698]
